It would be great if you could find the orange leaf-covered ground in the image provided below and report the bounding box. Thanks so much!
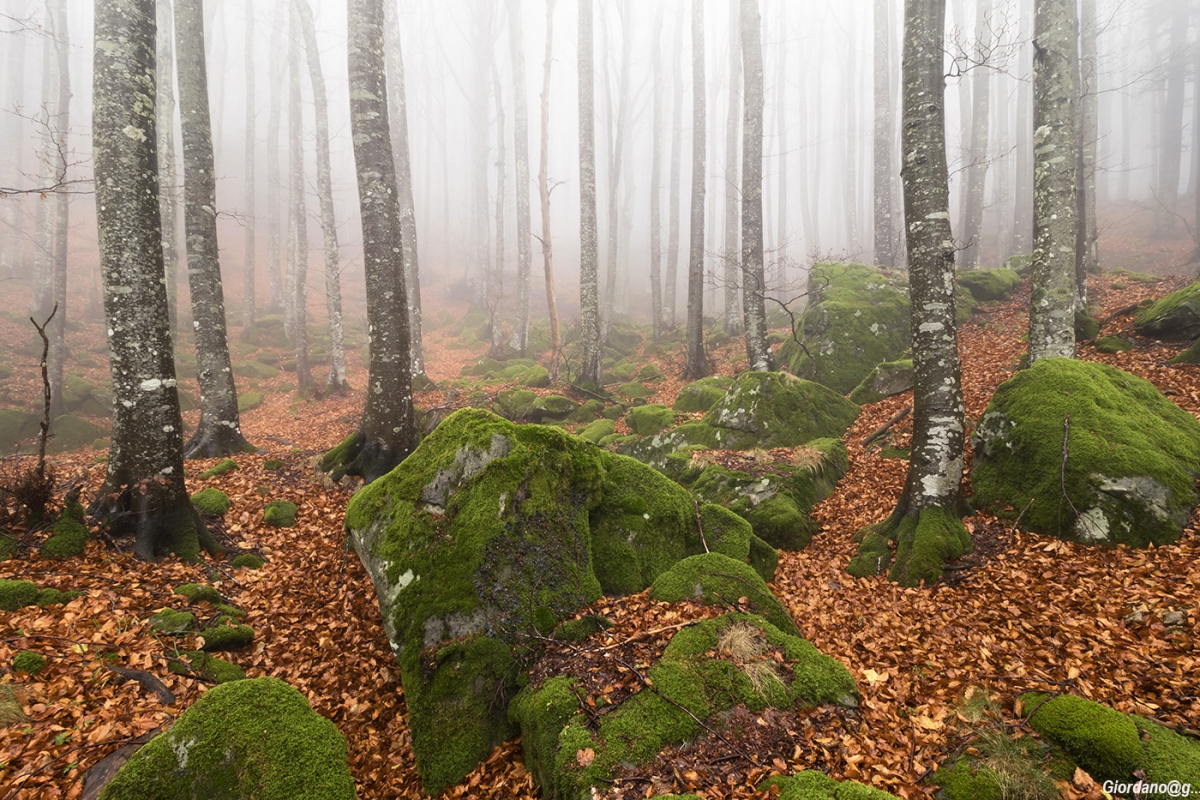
[1,268,1198,800]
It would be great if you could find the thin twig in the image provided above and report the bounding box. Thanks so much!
[861,405,913,448]
[692,499,709,553]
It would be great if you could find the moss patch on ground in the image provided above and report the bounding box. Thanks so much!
[0,578,38,611]
[762,771,900,799]
[958,267,1021,302]
[191,488,232,516]
[972,358,1200,547]
[848,505,972,587]
[12,650,46,675]
[673,377,733,413]
[98,677,355,800]
[173,583,223,605]
[42,517,88,558]
[263,500,298,528]
[200,458,239,478]
[704,372,860,451]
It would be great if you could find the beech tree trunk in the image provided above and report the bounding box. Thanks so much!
[47,0,70,420]
[506,0,533,355]
[241,0,256,329]
[296,0,347,392]
[91,0,215,561]
[648,4,665,343]
[175,0,251,457]
[873,0,895,268]
[538,0,561,377]
[1153,1,1187,236]
[30,17,56,323]
[1076,0,1098,276]
[666,12,683,329]
[684,0,708,380]
[0,5,26,281]
[265,0,284,313]
[468,2,494,307]
[286,0,312,391]
[327,0,418,483]
[739,0,770,371]
[577,0,602,387]
[491,63,507,354]
[157,0,181,331]
[960,0,992,270]
[723,0,742,335]
[849,0,970,588]
[599,0,630,340]
[1028,0,1078,363]
[383,0,425,378]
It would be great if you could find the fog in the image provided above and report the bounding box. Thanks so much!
[0,0,1191,325]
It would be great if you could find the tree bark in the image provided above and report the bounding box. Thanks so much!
[873,0,895,268]
[1028,0,1078,363]
[960,0,992,270]
[666,11,684,329]
[505,0,533,355]
[0,1,27,281]
[47,0,70,420]
[383,0,425,378]
[1153,1,1187,236]
[30,14,56,323]
[175,0,251,457]
[491,62,507,354]
[90,0,215,560]
[1076,0,1098,276]
[241,0,256,329]
[468,1,494,307]
[1011,6,1033,256]
[296,0,347,393]
[578,0,602,387]
[648,3,665,343]
[684,0,708,380]
[265,0,284,314]
[157,0,182,331]
[849,0,970,588]
[538,0,561,378]
[739,0,770,371]
[286,0,312,391]
[327,0,418,484]
[722,0,742,335]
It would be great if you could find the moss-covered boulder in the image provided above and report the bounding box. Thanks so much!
[848,359,914,405]
[957,267,1021,302]
[63,375,113,416]
[231,359,281,380]
[625,404,674,436]
[149,608,196,634]
[493,389,538,420]
[508,613,858,800]
[48,414,106,453]
[263,500,297,528]
[1023,693,1200,799]
[97,677,356,800]
[167,650,246,684]
[1095,335,1134,354]
[578,418,615,443]
[704,372,860,450]
[36,588,81,607]
[0,409,40,454]
[520,365,551,388]
[762,771,900,799]
[43,516,89,558]
[673,377,732,413]
[200,458,238,478]
[231,553,264,570]
[190,488,231,516]
[1134,279,1200,341]
[650,553,794,634]
[972,359,1200,547]
[174,583,223,605]
[200,622,255,651]
[0,579,38,611]
[237,392,264,413]
[533,394,579,421]
[344,408,778,794]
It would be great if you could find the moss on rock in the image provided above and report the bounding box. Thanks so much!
[263,500,297,528]
[1134,279,1200,341]
[237,392,264,413]
[174,583,223,605]
[972,358,1200,547]
[149,608,196,634]
[762,771,900,799]
[848,359,914,405]
[0,578,38,611]
[12,650,45,675]
[704,372,860,450]
[0,409,40,454]
[578,418,615,443]
[43,518,88,558]
[673,377,733,413]
[1095,335,1134,354]
[191,488,232,516]
[168,650,246,683]
[625,404,675,435]
[231,553,264,570]
[97,677,355,800]
[36,588,80,607]
[650,552,795,635]
[201,622,255,651]
[48,414,107,454]
[958,267,1021,302]
[201,458,239,478]
[847,506,972,587]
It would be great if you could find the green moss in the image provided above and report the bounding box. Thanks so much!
[214,603,247,619]
[1095,335,1134,354]
[762,770,900,799]
[847,506,971,587]
[600,404,625,421]
[237,392,264,413]
[704,372,860,450]
[169,650,246,683]
[533,394,579,420]
[1135,279,1200,341]
[567,399,605,422]
[231,360,281,380]
[958,267,1022,302]
[200,622,255,651]
[745,494,812,551]
[201,458,239,478]
[848,359,914,405]
[673,377,733,413]
[1075,310,1101,341]
[12,650,45,675]
[263,459,286,470]
[43,519,88,558]
[0,684,26,724]
[174,583,223,605]
[0,578,38,611]
[48,414,107,454]
[521,365,551,387]
[972,358,1200,547]
[98,677,355,800]
[149,608,196,634]
[36,588,81,607]
[650,552,796,635]
[578,418,615,443]
[625,404,675,435]
[263,500,298,528]
[191,488,232,516]
[494,389,538,420]
[231,553,264,570]
[0,409,40,454]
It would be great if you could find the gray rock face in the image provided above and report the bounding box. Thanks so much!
[1134,279,1200,341]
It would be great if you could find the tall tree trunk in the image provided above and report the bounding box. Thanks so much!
[1154,1,1187,236]
[538,0,561,377]
[666,12,684,329]
[578,0,602,387]
[844,2,860,251]
[326,0,417,483]
[684,0,708,380]
[286,0,312,391]
[873,0,895,268]
[30,15,56,322]
[47,0,70,420]
[296,0,347,393]
[157,0,181,332]
[723,0,742,334]
[1028,0,1078,363]
[0,0,27,281]
[91,0,215,561]
[649,3,665,343]
[491,63,507,353]
[849,0,970,588]
[383,0,425,378]
[468,1,494,307]
[773,1,789,285]
[175,0,251,457]
[1012,9,1033,256]
[506,0,533,355]
[1076,0,1098,275]
[960,0,992,270]
[740,0,770,371]
[264,0,284,314]
[601,0,630,340]
[241,0,256,329]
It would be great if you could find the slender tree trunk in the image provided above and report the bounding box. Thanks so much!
[175,0,251,457]
[723,0,742,334]
[538,0,561,377]
[490,63,507,353]
[47,0,70,420]
[1076,0,1098,275]
[872,0,895,268]
[797,50,817,257]
[1028,0,1078,363]
[666,13,684,330]
[30,16,56,322]
[383,0,425,378]
[91,0,215,561]
[684,0,708,380]
[327,0,417,483]
[740,0,770,371]
[468,2,494,307]
[960,0,992,270]
[241,0,256,329]
[286,0,312,391]
[600,0,630,340]
[849,0,970,588]
[649,4,665,343]
[264,0,284,314]
[506,0,533,355]
[0,1,27,281]
[1154,1,1187,236]
[1012,15,1033,255]
[773,2,788,285]
[157,0,182,332]
[578,0,602,387]
[296,0,346,393]
[844,3,860,251]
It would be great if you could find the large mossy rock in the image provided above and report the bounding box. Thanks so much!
[344,408,779,794]
[673,376,733,413]
[97,677,356,800]
[0,409,41,453]
[1023,693,1200,799]
[778,263,974,393]
[972,359,1200,547]
[48,414,107,453]
[508,612,859,800]
[762,772,900,799]
[703,372,860,451]
[848,359,914,405]
[1134,279,1200,341]
[957,267,1021,302]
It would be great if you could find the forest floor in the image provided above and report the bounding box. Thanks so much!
[1,254,1199,799]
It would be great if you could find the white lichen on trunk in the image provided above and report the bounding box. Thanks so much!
[578,0,602,386]
[684,0,708,380]
[739,0,771,372]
